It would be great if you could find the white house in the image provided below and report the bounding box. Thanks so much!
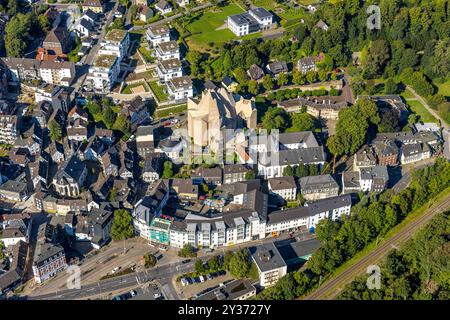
[249,243,287,287]
[155,0,173,15]
[268,176,297,201]
[156,58,182,82]
[155,41,180,60]
[166,76,193,101]
[74,18,93,38]
[98,29,130,61]
[87,54,120,92]
[228,7,273,36]
[146,24,171,47]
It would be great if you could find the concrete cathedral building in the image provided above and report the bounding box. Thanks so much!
[187,87,257,153]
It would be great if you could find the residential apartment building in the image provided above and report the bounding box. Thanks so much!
[87,54,120,92]
[156,58,182,82]
[155,41,180,60]
[249,242,287,287]
[32,243,67,284]
[167,76,193,100]
[223,164,251,184]
[400,143,431,164]
[268,176,297,201]
[98,29,130,61]
[146,24,170,47]
[227,7,273,36]
[299,174,339,201]
[0,114,18,144]
[1,58,75,86]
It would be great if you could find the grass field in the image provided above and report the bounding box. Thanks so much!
[406,100,438,123]
[437,79,450,97]
[184,4,245,50]
[400,89,415,100]
[149,81,169,102]
[155,104,187,118]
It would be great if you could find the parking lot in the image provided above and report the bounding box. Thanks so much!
[175,270,234,299]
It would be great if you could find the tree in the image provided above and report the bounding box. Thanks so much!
[195,259,205,273]
[162,160,173,178]
[0,240,5,260]
[295,165,309,179]
[318,70,328,82]
[384,78,397,94]
[103,106,116,129]
[262,107,291,133]
[378,108,400,133]
[248,79,259,95]
[226,249,252,278]
[87,99,102,116]
[111,209,134,241]
[5,13,32,57]
[277,72,288,87]
[362,40,391,79]
[306,71,317,83]
[262,74,274,91]
[427,94,445,110]
[143,253,157,268]
[245,170,256,180]
[222,51,232,76]
[178,244,197,258]
[113,114,131,135]
[49,119,62,141]
[289,112,316,132]
[292,70,306,85]
[37,14,50,34]
[233,67,248,86]
[283,166,294,177]
[208,256,221,271]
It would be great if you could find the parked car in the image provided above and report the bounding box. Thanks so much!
[112,295,122,300]
[181,278,189,287]
[193,277,200,283]
[217,270,226,276]
[130,290,137,297]
[199,275,205,283]
[206,274,213,281]
[153,292,162,299]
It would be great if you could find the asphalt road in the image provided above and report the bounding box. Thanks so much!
[27,259,194,300]
[303,193,450,300]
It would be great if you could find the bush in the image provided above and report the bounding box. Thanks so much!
[144,253,157,268]
[178,244,197,258]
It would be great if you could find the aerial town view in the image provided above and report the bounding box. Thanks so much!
[0,0,449,306]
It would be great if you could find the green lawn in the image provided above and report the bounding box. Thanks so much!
[400,89,415,100]
[184,4,245,49]
[149,81,169,102]
[154,104,187,118]
[121,81,149,94]
[406,100,438,123]
[138,46,155,63]
[437,79,450,97]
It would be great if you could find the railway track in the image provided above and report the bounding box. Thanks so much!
[304,194,450,300]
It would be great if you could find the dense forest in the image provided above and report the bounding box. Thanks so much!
[339,211,450,300]
[256,158,450,299]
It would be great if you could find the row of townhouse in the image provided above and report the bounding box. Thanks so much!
[133,188,351,249]
[0,57,75,86]
[146,24,193,101]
